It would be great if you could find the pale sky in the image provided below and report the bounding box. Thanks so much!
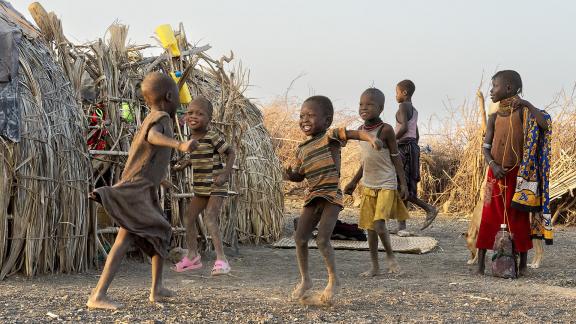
[10,0,576,126]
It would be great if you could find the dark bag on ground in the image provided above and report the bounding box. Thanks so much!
[491,226,517,279]
[293,218,367,241]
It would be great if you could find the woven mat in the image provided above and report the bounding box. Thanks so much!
[272,236,438,254]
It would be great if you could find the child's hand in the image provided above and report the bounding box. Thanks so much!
[178,139,198,153]
[343,181,357,195]
[490,162,507,179]
[214,173,229,186]
[285,166,305,182]
[399,184,409,200]
[172,159,190,172]
[371,137,383,150]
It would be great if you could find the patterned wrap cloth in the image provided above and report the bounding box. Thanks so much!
[511,107,553,244]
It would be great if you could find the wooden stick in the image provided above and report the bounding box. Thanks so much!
[89,150,129,156]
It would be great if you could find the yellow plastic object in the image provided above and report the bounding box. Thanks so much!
[155,24,181,57]
[170,72,192,104]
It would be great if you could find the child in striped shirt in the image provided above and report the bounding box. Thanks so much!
[286,95,382,306]
[173,97,235,276]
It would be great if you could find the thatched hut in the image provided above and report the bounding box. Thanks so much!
[27,4,284,257]
[0,1,94,280]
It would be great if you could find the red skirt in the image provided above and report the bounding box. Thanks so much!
[476,167,532,252]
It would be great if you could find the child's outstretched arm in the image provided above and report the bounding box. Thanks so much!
[483,114,506,179]
[147,124,198,152]
[214,147,236,186]
[381,125,409,200]
[513,98,550,131]
[345,129,383,150]
[344,165,363,195]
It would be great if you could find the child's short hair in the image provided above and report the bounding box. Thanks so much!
[189,97,214,117]
[492,70,523,95]
[362,88,385,109]
[397,79,416,97]
[304,95,334,118]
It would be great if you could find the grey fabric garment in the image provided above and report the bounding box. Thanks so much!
[0,20,21,142]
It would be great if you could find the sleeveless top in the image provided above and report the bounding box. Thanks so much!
[395,106,418,142]
[359,125,397,190]
[491,108,524,169]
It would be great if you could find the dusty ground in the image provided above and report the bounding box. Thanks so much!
[1,208,575,323]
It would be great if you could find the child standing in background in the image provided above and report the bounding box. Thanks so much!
[476,70,551,276]
[173,97,235,276]
[395,80,438,233]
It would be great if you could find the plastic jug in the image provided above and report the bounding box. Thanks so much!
[155,24,181,57]
[170,71,192,104]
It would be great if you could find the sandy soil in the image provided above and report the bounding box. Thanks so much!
[1,208,575,323]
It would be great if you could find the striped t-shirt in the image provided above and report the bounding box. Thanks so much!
[188,128,230,197]
[295,128,347,207]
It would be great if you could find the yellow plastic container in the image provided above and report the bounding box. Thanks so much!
[170,71,192,104]
[155,24,181,57]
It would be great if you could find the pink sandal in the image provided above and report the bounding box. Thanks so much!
[211,260,231,276]
[174,255,202,273]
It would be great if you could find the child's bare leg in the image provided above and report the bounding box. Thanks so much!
[476,248,487,275]
[186,197,208,259]
[87,228,133,310]
[407,195,438,230]
[292,204,322,299]
[150,254,174,302]
[205,196,226,261]
[374,220,399,273]
[314,202,340,304]
[360,230,380,277]
[519,252,528,277]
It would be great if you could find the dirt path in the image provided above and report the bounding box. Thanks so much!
[1,210,575,323]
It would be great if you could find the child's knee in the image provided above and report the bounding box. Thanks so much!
[373,220,387,234]
[316,235,331,250]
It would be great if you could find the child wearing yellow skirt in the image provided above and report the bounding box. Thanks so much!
[345,88,409,276]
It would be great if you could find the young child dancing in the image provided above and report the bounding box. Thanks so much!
[87,72,197,310]
[344,88,409,276]
[286,95,382,305]
[476,70,551,276]
[172,97,235,276]
[394,79,438,233]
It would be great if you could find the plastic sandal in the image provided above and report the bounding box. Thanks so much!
[173,255,202,273]
[211,260,231,276]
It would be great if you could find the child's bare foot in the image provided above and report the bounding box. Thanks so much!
[360,267,380,277]
[301,279,339,306]
[387,258,400,273]
[476,266,485,276]
[421,207,438,230]
[518,266,528,277]
[291,280,312,300]
[149,287,175,303]
[86,295,122,310]
[319,279,340,305]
